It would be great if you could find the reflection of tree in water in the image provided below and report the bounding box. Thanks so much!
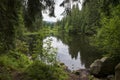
[68,37,81,59]
[75,35,102,68]
[55,33,102,68]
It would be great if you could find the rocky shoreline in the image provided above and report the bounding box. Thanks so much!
[65,69,114,80]
[61,56,120,80]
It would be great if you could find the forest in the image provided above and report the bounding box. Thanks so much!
[0,0,120,80]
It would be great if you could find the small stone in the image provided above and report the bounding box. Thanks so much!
[74,71,80,75]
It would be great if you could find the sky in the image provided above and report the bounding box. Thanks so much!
[42,0,83,22]
[42,0,64,22]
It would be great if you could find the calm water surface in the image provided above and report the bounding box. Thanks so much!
[43,35,102,70]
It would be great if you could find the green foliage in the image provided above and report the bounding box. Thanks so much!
[2,0,120,80]
[24,0,42,31]
[23,60,68,80]
[0,51,31,80]
[61,4,82,34]
[57,0,120,60]
[0,0,68,80]
[20,35,68,80]
[42,38,57,64]
[94,5,120,54]
[0,0,24,52]
[24,0,55,32]
[56,0,101,34]
[0,32,68,80]
[15,39,29,54]
[0,51,31,71]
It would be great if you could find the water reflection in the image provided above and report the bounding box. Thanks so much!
[44,34,102,70]
[44,36,85,70]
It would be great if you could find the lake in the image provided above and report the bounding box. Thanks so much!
[43,35,102,70]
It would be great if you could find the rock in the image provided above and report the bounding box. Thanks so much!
[115,63,120,80]
[90,57,119,78]
[100,57,108,62]
[70,69,89,80]
[107,75,114,80]
[90,59,102,75]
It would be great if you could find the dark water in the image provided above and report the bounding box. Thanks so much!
[43,34,102,70]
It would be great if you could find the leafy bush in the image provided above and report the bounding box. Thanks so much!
[94,5,120,54]
[23,38,68,80]
[23,60,68,80]
[0,51,31,80]
[0,51,31,71]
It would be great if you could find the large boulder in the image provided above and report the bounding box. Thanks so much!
[90,59,102,75]
[90,57,119,77]
[115,63,120,80]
